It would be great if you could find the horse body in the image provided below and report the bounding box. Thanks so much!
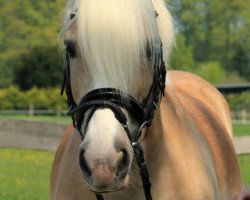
[51,0,242,199]
[51,70,242,200]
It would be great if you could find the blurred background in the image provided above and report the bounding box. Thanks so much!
[0,0,249,121]
[0,0,249,199]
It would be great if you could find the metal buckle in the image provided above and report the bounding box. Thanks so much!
[135,121,150,146]
[121,121,129,128]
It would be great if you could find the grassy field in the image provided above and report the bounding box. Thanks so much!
[0,148,249,199]
[0,114,71,124]
[238,154,250,185]
[233,123,250,136]
[0,148,53,200]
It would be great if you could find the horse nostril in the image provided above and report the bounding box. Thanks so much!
[79,148,92,177]
[116,148,129,178]
[120,148,129,165]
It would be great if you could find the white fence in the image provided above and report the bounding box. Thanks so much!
[232,108,250,124]
[0,108,249,124]
[0,109,68,117]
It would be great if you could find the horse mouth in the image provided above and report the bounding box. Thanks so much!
[87,173,130,193]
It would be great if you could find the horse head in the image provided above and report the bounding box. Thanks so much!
[61,0,174,194]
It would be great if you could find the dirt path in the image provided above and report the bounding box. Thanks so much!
[233,136,250,155]
[0,119,67,152]
[0,119,249,154]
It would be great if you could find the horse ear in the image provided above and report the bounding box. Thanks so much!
[151,0,175,63]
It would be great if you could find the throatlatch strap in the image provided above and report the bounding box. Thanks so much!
[132,142,152,200]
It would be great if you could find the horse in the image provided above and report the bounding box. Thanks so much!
[50,0,242,199]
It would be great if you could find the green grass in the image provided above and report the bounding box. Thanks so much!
[0,114,71,124]
[233,123,250,136]
[0,148,54,200]
[238,154,250,185]
[0,148,249,199]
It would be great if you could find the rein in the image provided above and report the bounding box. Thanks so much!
[61,12,166,200]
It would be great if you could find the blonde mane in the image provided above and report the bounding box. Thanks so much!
[62,0,175,94]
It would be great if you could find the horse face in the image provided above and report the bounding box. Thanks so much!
[62,0,166,191]
[78,109,134,192]
[63,21,137,192]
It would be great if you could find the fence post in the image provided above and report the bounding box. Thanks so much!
[56,107,62,118]
[29,104,34,117]
[241,108,247,124]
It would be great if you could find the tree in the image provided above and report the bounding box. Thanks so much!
[13,45,64,90]
[195,61,226,84]
[0,0,65,87]
[166,0,250,79]
[169,34,197,71]
[232,45,250,81]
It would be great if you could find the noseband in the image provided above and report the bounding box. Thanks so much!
[61,12,166,200]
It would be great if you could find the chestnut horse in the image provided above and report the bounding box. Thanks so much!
[51,0,242,199]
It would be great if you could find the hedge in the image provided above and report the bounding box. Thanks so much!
[0,86,249,111]
[225,91,250,111]
[0,86,67,110]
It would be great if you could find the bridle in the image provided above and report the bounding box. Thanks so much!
[61,11,166,200]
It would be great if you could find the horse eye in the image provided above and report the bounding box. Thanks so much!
[146,41,152,60]
[64,40,76,58]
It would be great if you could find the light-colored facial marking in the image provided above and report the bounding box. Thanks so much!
[83,109,131,161]
[78,109,133,192]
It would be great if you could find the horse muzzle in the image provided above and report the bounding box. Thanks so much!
[79,145,131,193]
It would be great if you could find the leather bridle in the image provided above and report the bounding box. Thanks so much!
[61,12,166,200]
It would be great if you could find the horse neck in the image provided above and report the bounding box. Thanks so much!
[122,96,168,200]
[143,86,206,168]
[140,87,221,199]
